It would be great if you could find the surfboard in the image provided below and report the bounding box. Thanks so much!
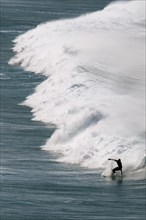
[110,173,123,179]
[110,172,123,177]
[103,172,124,179]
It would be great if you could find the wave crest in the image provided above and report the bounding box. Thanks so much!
[10,0,145,177]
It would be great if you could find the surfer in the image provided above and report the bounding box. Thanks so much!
[108,158,123,175]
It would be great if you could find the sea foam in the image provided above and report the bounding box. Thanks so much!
[9,0,145,177]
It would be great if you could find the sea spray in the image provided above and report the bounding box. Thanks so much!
[9,1,145,177]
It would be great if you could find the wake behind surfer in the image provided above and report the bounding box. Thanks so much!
[108,158,123,175]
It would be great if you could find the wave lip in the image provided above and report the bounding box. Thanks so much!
[10,0,146,178]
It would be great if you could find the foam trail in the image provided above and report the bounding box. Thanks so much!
[9,1,145,178]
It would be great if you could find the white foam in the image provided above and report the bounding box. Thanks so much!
[9,1,146,177]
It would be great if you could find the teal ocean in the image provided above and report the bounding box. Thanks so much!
[1,0,145,219]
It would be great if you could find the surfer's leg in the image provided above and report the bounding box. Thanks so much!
[113,167,120,173]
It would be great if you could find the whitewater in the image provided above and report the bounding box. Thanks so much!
[9,1,145,177]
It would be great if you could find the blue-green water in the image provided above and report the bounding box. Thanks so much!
[1,0,145,219]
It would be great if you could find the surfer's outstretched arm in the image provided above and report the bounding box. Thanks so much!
[108,158,117,162]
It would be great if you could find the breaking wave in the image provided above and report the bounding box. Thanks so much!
[9,0,145,177]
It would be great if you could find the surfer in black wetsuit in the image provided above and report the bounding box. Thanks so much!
[108,158,123,175]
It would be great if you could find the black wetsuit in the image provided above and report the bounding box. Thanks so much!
[113,159,122,175]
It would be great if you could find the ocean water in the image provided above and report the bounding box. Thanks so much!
[1,0,146,219]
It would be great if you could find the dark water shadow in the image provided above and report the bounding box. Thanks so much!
[110,175,123,185]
